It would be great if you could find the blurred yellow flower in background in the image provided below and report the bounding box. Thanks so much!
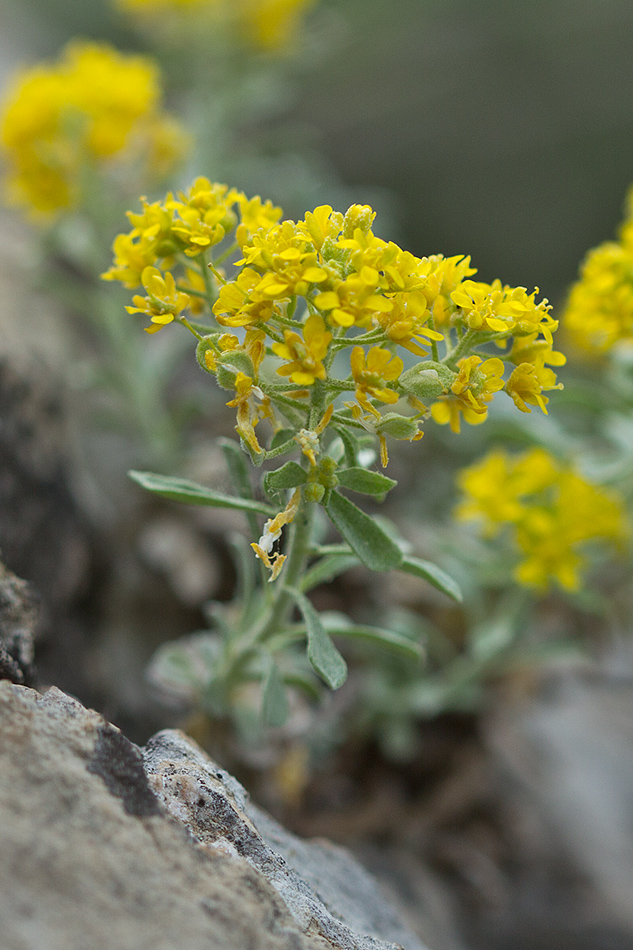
[0,41,185,218]
[457,448,627,591]
[114,0,317,53]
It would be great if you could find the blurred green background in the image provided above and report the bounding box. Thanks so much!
[3,0,633,306]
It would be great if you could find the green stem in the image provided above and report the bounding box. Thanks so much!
[178,316,204,340]
[427,313,440,362]
[215,241,238,265]
[444,328,478,367]
[330,328,385,349]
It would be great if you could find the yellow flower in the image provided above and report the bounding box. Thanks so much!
[507,332,566,368]
[430,356,505,433]
[350,346,403,417]
[102,229,163,289]
[237,194,283,246]
[213,267,278,327]
[166,178,241,255]
[377,291,444,357]
[272,313,332,385]
[456,448,628,591]
[563,241,633,353]
[126,267,190,333]
[313,265,394,329]
[504,361,563,414]
[238,219,329,300]
[451,279,556,342]
[0,42,183,218]
[296,204,345,250]
[116,0,316,54]
[456,448,559,534]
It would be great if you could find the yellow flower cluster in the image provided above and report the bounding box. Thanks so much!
[114,0,316,52]
[105,178,566,457]
[457,448,627,590]
[0,42,184,218]
[563,185,633,353]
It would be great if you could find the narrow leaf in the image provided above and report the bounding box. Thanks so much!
[129,470,275,515]
[290,589,347,689]
[400,556,463,602]
[337,467,397,497]
[264,461,308,495]
[261,661,290,727]
[300,553,359,592]
[333,425,360,467]
[321,619,422,660]
[269,428,296,450]
[218,437,254,500]
[325,490,403,571]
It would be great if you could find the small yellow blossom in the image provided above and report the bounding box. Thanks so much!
[507,332,566,368]
[431,356,505,433]
[377,291,444,357]
[126,267,190,333]
[297,204,345,250]
[102,229,164,289]
[350,346,403,417]
[237,194,283,246]
[451,280,556,342]
[213,267,278,327]
[272,313,332,385]
[504,361,563,414]
[456,448,559,534]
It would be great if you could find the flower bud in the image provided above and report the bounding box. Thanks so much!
[304,483,325,503]
[196,334,221,374]
[317,456,339,488]
[400,361,455,399]
[375,412,421,441]
[400,368,443,399]
[343,204,375,238]
[215,349,255,390]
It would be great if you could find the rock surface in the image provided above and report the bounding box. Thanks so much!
[0,560,38,685]
[0,681,428,950]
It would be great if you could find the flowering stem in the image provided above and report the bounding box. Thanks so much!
[215,241,238,265]
[445,328,478,367]
[427,313,440,362]
[207,260,227,292]
[330,328,384,349]
[178,316,204,341]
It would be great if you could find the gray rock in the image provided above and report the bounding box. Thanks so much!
[0,560,38,685]
[144,729,428,950]
[0,681,428,950]
[489,669,633,934]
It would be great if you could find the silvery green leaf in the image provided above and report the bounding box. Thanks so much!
[325,491,403,572]
[290,590,347,689]
[129,470,275,515]
[337,467,397,497]
[261,661,290,727]
[264,461,308,495]
[400,556,463,602]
